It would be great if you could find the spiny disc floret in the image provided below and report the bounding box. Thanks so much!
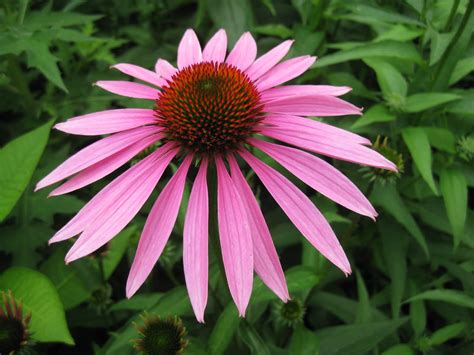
[155,62,263,154]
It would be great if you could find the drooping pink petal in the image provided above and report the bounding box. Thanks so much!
[48,143,176,244]
[261,85,352,102]
[36,126,160,191]
[65,149,179,262]
[260,126,397,170]
[183,159,209,322]
[250,139,377,219]
[262,114,370,145]
[240,150,351,275]
[203,29,227,63]
[126,156,193,297]
[50,133,162,196]
[225,32,257,71]
[264,94,361,117]
[215,156,253,316]
[227,155,289,302]
[111,63,166,87]
[178,29,202,69]
[95,81,160,100]
[54,109,158,136]
[256,56,316,91]
[155,59,177,81]
[245,40,293,81]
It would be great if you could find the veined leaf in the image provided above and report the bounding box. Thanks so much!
[352,104,396,129]
[440,168,467,246]
[406,289,474,309]
[402,127,438,194]
[371,184,429,256]
[315,318,408,355]
[313,41,423,68]
[0,267,74,344]
[0,120,53,222]
[403,93,460,112]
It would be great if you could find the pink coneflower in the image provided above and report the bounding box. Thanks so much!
[36,29,396,322]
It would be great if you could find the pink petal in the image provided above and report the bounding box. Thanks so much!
[263,114,370,145]
[65,149,179,262]
[202,29,227,63]
[50,133,162,196]
[178,29,202,69]
[225,32,257,71]
[54,109,158,136]
[95,81,160,100]
[250,139,377,219]
[216,156,253,316]
[260,127,397,170]
[256,56,316,91]
[245,40,293,81]
[126,156,193,297]
[36,126,160,191]
[112,63,166,87]
[264,94,362,117]
[261,85,352,102]
[48,143,176,244]
[183,159,209,322]
[240,150,351,275]
[228,155,289,302]
[155,59,177,81]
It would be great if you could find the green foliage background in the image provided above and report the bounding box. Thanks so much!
[1,0,474,354]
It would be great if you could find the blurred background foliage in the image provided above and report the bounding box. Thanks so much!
[0,0,474,354]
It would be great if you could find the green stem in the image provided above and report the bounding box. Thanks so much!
[18,0,29,25]
[431,0,474,88]
[445,0,461,31]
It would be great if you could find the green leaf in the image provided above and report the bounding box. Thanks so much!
[310,292,387,323]
[352,104,396,129]
[238,321,271,355]
[403,93,460,112]
[406,289,474,309]
[429,31,453,66]
[440,168,467,245]
[25,37,67,92]
[315,318,408,355]
[208,304,240,355]
[313,41,422,68]
[374,24,423,42]
[422,127,456,153]
[382,344,415,355]
[289,325,320,355]
[402,127,438,194]
[103,287,191,355]
[355,271,371,323]
[364,58,407,103]
[408,281,426,337]
[252,24,293,39]
[379,219,407,318]
[207,0,253,44]
[371,184,429,256]
[0,120,53,222]
[340,4,423,27]
[449,56,474,85]
[0,224,53,269]
[0,267,74,344]
[24,11,101,30]
[103,225,136,279]
[39,250,94,310]
[429,322,466,346]
[252,266,320,303]
[446,90,474,117]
